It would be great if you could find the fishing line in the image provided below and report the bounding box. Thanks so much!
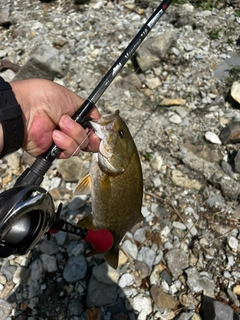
[70,128,94,158]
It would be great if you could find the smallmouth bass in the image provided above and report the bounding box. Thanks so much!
[75,110,143,269]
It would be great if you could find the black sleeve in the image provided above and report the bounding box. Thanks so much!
[0,77,24,158]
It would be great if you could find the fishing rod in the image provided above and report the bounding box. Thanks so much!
[0,0,174,258]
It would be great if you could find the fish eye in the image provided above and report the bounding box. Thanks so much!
[118,130,124,139]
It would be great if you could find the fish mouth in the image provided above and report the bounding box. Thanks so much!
[89,120,112,159]
[90,110,124,175]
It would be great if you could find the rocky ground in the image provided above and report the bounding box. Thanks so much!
[0,0,240,319]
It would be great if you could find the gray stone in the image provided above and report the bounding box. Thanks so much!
[171,4,195,28]
[136,30,178,72]
[134,260,150,279]
[63,255,87,282]
[68,196,87,211]
[206,194,225,208]
[0,298,12,320]
[40,254,58,273]
[86,275,118,307]
[137,246,156,269]
[68,298,84,316]
[133,227,147,244]
[121,239,138,260]
[39,239,59,255]
[227,236,239,252]
[185,267,215,296]
[0,4,11,26]
[92,262,120,284]
[174,146,240,199]
[200,295,240,320]
[14,44,63,81]
[234,149,240,173]
[114,73,142,92]
[221,161,233,177]
[165,248,189,279]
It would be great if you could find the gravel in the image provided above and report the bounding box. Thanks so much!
[0,0,240,319]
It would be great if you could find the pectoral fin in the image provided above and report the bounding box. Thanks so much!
[74,174,91,195]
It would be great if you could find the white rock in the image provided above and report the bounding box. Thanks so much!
[205,132,222,144]
[121,239,138,260]
[134,227,147,244]
[151,174,161,188]
[40,254,58,273]
[118,273,134,288]
[172,221,186,230]
[227,236,239,252]
[0,50,7,58]
[137,247,156,269]
[231,81,240,104]
[50,177,61,189]
[142,206,150,218]
[169,113,182,124]
[30,259,43,280]
[132,294,152,319]
[150,155,163,171]
[161,226,171,238]
[145,77,161,89]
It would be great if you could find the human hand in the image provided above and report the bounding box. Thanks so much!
[10,79,100,158]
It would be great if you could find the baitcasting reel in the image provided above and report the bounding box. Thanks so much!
[0,185,113,258]
[0,185,56,257]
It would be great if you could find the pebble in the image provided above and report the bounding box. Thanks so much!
[121,239,138,260]
[133,227,147,243]
[137,246,156,269]
[165,248,189,279]
[150,155,163,171]
[132,294,152,320]
[150,285,179,310]
[118,273,134,288]
[169,113,182,124]
[231,81,240,104]
[39,239,59,255]
[185,267,215,297]
[227,236,239,252]
[205,132,222,144]
[63,255,87,282]
[92,263,120,284]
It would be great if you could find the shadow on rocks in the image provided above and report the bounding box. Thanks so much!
[2,236,138,320]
